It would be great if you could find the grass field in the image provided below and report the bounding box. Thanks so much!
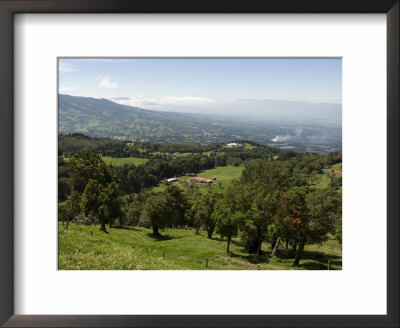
[63,156,148,166]
[151,165,243,194]
[197,165,243,181]
[244,143,256,150]
[313,163,342,188]
[101,156,148,166]
[58,223,342,270]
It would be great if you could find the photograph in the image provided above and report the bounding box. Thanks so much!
[58,58,342,270]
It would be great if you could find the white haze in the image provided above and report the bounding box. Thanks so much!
[111,97,342,126]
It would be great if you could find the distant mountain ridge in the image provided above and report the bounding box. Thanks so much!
[58,94,341,151]
[58,94,244,143]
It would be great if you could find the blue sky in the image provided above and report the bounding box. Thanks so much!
[59,58,341,111]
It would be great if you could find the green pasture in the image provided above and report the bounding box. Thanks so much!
[244,143,256,150]
[101,156,148,166]
[151,165,244,194]
[58,224,342,270]
[312,163,342,189]
[63,156,148,166]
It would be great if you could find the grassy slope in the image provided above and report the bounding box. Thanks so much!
[244,143,256,150]
[197,165,243,181]
[312,163,342,188]
[63,156,148,166]
[59,224,342,270]
[151,165,243,194]
[101,156,148,166]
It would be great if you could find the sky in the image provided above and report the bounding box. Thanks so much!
[58,58,342,111]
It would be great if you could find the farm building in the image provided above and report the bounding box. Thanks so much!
[190,177,213,184]
[223,142,243,148]
[166,178,178,184]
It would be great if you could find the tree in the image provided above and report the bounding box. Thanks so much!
[101,181,123,229]
[192,193,220,238]
[242,190,280,254]
[189,204,202,235]
[80,179,102,229]
[58,191,81,229]
[212,189,242,252]
[278,186,310,266]
[80,180,123,233]
[236,160,296,254]
[284,187,340,266]
[141,194,170,236]
[334,216,342,245]
[68,148,112,193]
[125,198,143,226]
[58,176,71,202]
[329,174,342,190]
[164,185,190,228]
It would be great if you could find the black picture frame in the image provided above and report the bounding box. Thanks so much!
[0,1,398,327]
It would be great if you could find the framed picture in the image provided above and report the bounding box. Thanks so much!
[0,0,398,327]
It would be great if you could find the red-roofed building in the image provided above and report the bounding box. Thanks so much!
[190,177,213,184]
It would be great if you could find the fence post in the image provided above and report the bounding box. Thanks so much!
[162,251,165,260]
[90,231,93,236]
[328,260,331,270]
[257,264,260,270]
[205,257,208,268]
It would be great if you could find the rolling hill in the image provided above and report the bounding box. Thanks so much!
[58,94,243,143]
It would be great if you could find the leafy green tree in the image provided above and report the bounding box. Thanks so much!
[334,216,342,245]
[58,176,71,202]
[125,198,143,226]
[284,187,340,266]
[192,193,220,238]
[164,185,190,228]
[80,179,102,229]
[101,181,123,229]
[68,148,112,193]
[236,160,296,254]
[212,189,242,252]
[242,190,280,254]
[275,215,298,250]
[58,191,81,229]
[329,174,342,190]
[58,202,68,228]
[141,194,170,236]
[80,180,123,232]
[189,204,202,235]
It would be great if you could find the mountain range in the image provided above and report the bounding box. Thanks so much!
[59,94,246,143]
[58,94,341,151]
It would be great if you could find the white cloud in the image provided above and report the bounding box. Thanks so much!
[305,97,342,104]
[160,96,215,105]
[111,95,215,109]
[59,62,79,73]
[97,76,119,90]
[59,86,77,93]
